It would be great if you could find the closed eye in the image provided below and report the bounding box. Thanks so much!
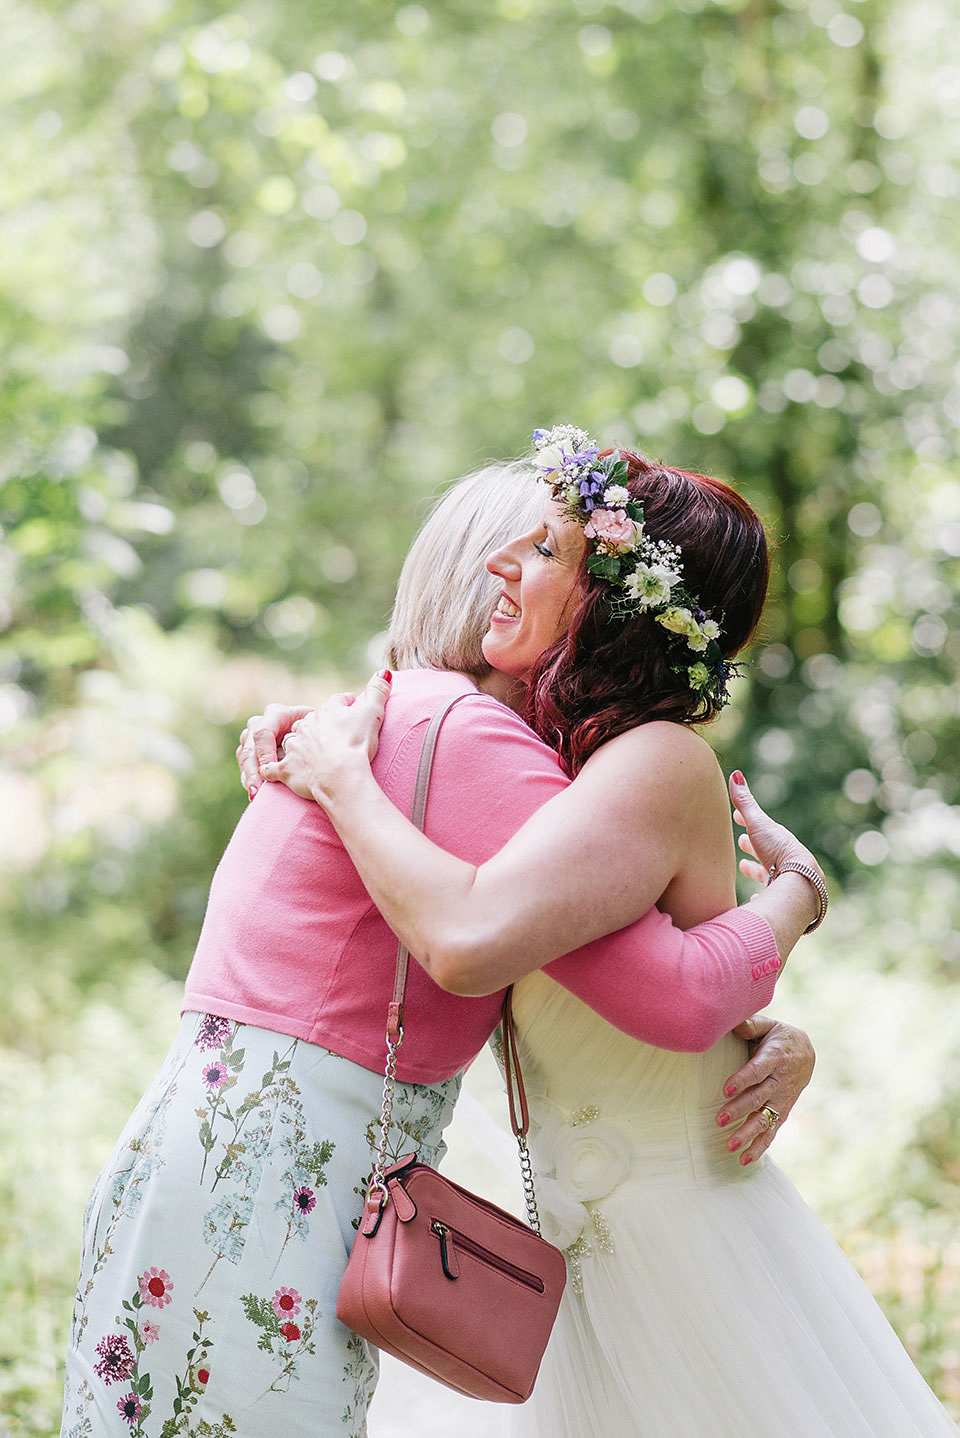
[533,540,555,559]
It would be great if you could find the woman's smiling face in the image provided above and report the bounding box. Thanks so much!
[481,501,586,683]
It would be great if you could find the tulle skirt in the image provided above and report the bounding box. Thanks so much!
[506,972,958,1438]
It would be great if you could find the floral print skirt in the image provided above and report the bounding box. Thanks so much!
[61,1012,460,1438]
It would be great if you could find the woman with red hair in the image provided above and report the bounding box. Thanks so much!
[62,444,817,1438]
[274,427,956,1436]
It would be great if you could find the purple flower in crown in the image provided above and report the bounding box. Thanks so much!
[577,471,609,511]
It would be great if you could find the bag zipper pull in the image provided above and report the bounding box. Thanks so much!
[431,1220,460,1280]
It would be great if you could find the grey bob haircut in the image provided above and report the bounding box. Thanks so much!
[386,461,546,679]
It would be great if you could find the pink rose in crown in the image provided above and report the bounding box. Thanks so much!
[583,508,638,553]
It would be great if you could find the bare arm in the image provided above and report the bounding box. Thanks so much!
[272,697,726,990]
[268,679,822,994]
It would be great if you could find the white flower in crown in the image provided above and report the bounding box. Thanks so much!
[603,483,630,507]
[531,425,596,483]
[700,618,720,642]
[657,605,701,640]
[532,444,568,477]
[623,561,678,610]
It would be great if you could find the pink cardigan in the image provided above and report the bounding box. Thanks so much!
[183,669,780,1083]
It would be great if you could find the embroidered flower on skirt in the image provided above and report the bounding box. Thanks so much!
[94,1332,136,1385]
[271,1286,302,1320]
[116,1391,142,1424]
[293,1184,316,1214]
[195,1014,233,1051]
[138,1267,174,1308]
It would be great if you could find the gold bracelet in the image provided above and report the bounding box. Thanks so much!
[768,861,828,934]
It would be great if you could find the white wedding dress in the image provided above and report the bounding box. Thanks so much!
[506,970,958,1438]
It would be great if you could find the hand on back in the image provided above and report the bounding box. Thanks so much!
[236,672,393,801]
[256,672,392,803]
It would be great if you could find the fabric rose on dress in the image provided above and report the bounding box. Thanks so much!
[534,1175,591,1251]
[583,508,639,554]
[528,1098,632,1248]
[552,1119,631,1204]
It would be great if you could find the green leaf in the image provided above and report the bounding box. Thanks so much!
[586,553,622,580]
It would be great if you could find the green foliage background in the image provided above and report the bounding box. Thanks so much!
[2,0,959,1429]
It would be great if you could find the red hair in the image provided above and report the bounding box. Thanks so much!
[524,450,769,776]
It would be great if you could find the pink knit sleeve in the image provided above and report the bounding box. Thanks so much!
[544,906,781,1053]
[426,695,782,1053]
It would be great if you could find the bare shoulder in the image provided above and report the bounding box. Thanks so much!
[586,721,723,794]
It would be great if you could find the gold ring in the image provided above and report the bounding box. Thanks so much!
[761,1105,780,1130]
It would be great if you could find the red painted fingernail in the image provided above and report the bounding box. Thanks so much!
[717,1112,731,1127]
[381,669,393,683]
[732,770,745,785]
[728,1137,741,1151]
[741,1154,754,1166]
[725,1083,737,1098]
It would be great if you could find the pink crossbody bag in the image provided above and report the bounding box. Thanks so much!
[336,696,567,1403]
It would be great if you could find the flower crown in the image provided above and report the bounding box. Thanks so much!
[531,424,733,706]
